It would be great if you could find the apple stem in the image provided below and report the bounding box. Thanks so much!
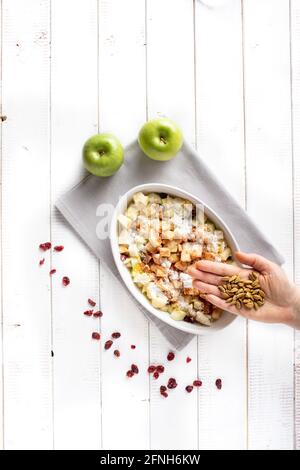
[160,137,167,144]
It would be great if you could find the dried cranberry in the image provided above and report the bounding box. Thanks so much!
[62,276,70,286]
[39,258,45,266]
[120,254,128,262]
[93,311,103,318]
[131,345,136,349]
[112,332,121,339]
[114,350,120,357]
[215,378,222,390]
[167,351,175,361]
[49,269,56,276]
[126,370,134,378]
[186,357,192,363]
[131,364,139,374]
[193,380,202,387]
[185,385,193,393]
[104,340,113,350]
[160,385,167,393]
[39,242,51,251]
[184,315,194,323]
[54,245,64,252]
[161,391,168,398]
[84,310,93,316]
[92,332,101,340]
[153,371,159,380]
[156,365,165,374]
[148,365,156,373]
[88,298,96,307]
[167,378,177,389]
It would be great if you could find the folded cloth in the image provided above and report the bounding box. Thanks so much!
[56,140,284,350]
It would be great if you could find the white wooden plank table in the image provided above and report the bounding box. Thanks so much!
[0,0,299,450]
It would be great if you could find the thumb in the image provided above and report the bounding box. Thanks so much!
[235,251,273,273]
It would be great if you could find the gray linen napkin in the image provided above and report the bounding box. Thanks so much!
[56,140,284,350]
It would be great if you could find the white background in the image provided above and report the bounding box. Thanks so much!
[0,0,300,450]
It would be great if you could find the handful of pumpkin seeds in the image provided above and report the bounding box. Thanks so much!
[218,272,265,310]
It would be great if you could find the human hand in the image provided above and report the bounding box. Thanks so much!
[187,251,300,329]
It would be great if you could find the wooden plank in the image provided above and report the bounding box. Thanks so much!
[98,0,150,450]
[50,0,101,450]
[1,0,52,449]
[194,0,247,449]
[243,0,294,450]
[290,0,300,450]
[146,0,198,450]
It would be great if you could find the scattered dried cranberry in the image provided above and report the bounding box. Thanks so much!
[193,380,202,387]
[161,391,168,398]
[160,385,167,393]
[215,378,222,390]
[88,298,96,307]
[185,385,193,393]
[54,245,64,252]
[148,365,156,373]
[93,311,103,318]
[153,371,159,380]
[126,370,134,378]
[112,332,121,339]
[39,242,51,251]
[84,310,93,316]
[49,269,56,276]
[62,276,70,286]
[131,364,139,374]
[39,258,45,266]
[156,365,165,374]
[120,254,128,262]
[186,357,192,363]
[167,351,175,361]
[114,350,120,358]
[92,332,101,340]
[167,378,177,389]
[131,345,136,349]
[104,340,113,350]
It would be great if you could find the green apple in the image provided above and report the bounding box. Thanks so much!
[83,133,124,177]
[138,118,183,161]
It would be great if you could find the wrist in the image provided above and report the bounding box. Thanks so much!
[289,286,300,329]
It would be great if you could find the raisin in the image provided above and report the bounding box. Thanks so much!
[88,298,96,307]
[160,385,167,393]
[131,345,136,349]
[39,258,45,266]
[148,365,156,373]
[126,370,134,378]
[156,365,165,374]
[131,364,139,374]
[114,350,120,358]
[49,269,56,276]
[153,371,159,380]
[186,357,192,363]
[104,340,113,350]
[185,385,193,393]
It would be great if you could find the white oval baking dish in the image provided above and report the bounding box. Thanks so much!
[110,183,239,335]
